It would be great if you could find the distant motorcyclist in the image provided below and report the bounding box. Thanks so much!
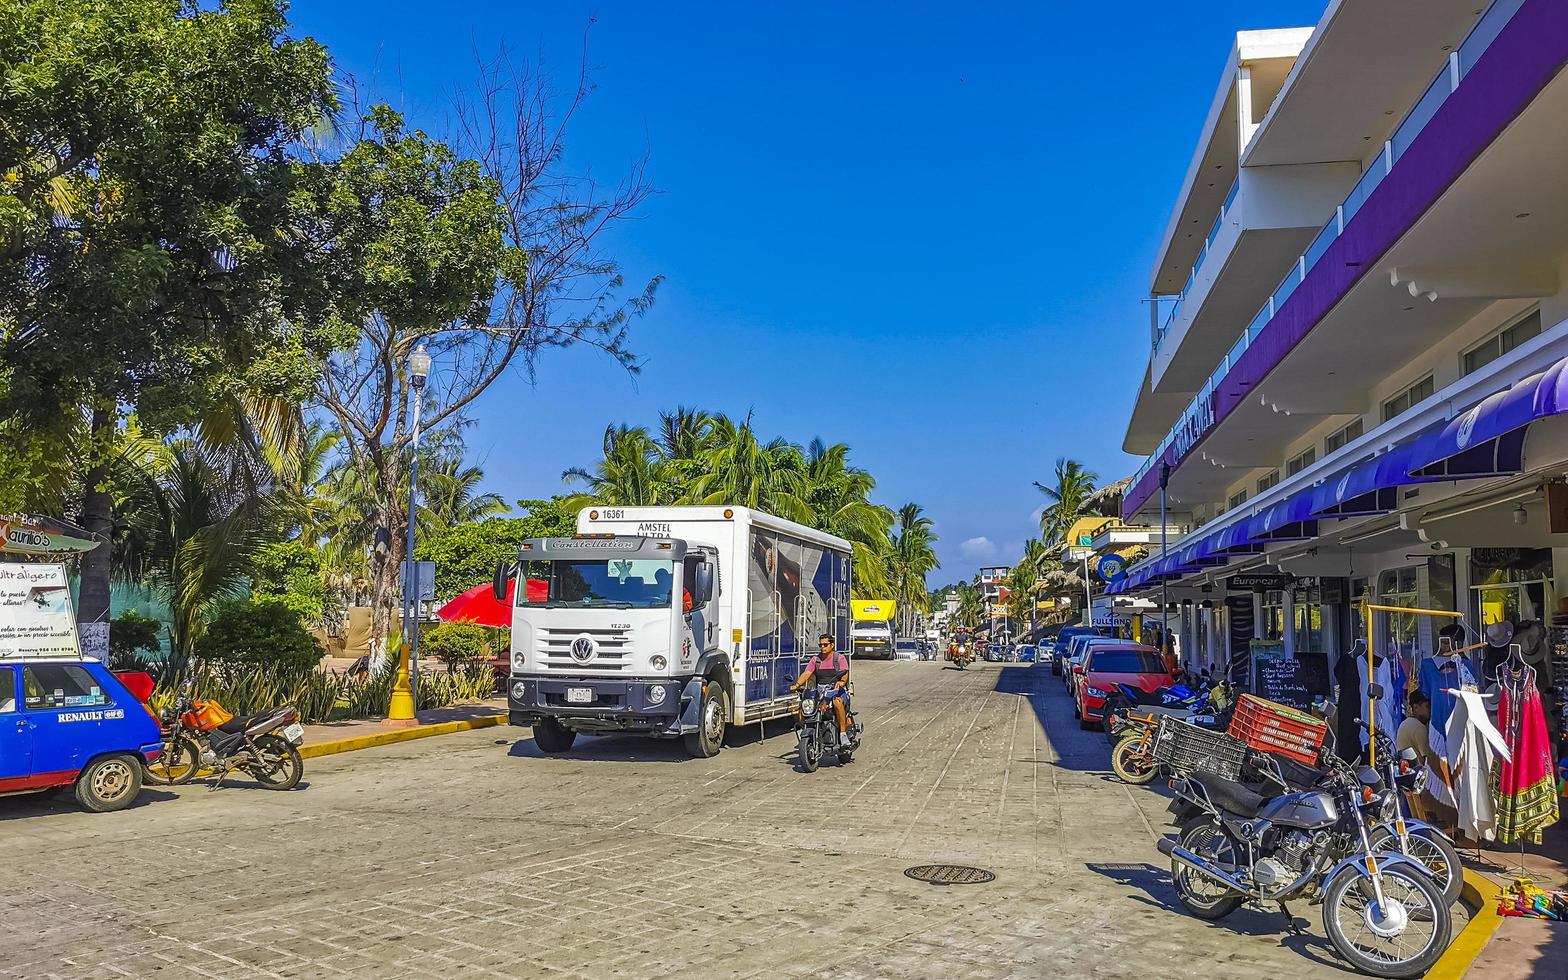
[791,633,852,746]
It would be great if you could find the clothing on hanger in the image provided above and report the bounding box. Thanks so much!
[1420,651,1477,808]
[1445,688,1511,842]
[1359,652,1398,750]
[1493,661,1560,846]
[1334,640,1365,761]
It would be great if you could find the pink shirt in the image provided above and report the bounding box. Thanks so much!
[805,653,848,677]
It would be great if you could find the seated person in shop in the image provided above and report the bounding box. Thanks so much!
[1395,689,1458,833]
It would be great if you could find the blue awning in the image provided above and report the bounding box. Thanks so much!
[1311,448,1404,517]
[1246,488,1319,541]
[1177,537,1227,568]
[1212,519,1263,555]
[1405,357,1568,479]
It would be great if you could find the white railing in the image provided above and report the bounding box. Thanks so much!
[1132,0,1528,495]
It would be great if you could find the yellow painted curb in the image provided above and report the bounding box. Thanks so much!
[298,714,507,760]
[1425,869,1506,980]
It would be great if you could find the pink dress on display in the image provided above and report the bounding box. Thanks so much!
[1492,663,1560,846]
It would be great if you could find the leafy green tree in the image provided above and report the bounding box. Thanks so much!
[424,456,509,526]
[413,501,576,600]
[886,503,939,634]
[0,0,338,657]
[252,540,336,627]
[108,610,164,668]
[195,598,322,672]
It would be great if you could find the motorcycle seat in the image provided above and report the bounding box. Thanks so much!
[1191,772,1266,818]
[215,712,265,734]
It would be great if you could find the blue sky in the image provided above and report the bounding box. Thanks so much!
[292,1,1326,584]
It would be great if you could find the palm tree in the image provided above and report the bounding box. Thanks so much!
[796,439,893,595]
[953,580,983,630]
[886,502,938,634]
[686,414,811,520]
[114,438,280,674]
[1034,457,1100,546]
[424,456,509,525]
[562,424,671,507]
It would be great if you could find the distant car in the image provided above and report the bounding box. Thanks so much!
[1016,644,1036,663]
[1051,626,1099,675]
[893,639,920,661]
[1074,644,1171,729]
[984,643,1004,662]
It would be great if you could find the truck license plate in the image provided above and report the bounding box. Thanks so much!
[565,687,593,704]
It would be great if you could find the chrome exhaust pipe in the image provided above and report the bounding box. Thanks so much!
[1156,836,1251,894]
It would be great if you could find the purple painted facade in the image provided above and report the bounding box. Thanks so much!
[1124,0,1568,520]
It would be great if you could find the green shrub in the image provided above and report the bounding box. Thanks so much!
[109,610,163,669]
[420,622,489,667]
[195,598,323,672]
[252,540,338,628]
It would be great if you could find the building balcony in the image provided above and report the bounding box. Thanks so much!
[1125,0,1556,519]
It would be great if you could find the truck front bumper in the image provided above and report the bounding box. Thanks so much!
[508,675,686,734]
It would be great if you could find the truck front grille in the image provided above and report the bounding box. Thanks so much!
[535,627,633,671]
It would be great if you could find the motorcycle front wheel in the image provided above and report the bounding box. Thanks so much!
[797,732,819,773]
[248,734,304,790]
[1322,863,1450,979]
[145,735,200,786]
[1367,824,1463,907]
[1110,735,1157,785]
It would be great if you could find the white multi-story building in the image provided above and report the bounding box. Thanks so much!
[1112,0,1568,736]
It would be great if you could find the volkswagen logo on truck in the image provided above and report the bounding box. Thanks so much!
[570,635,596,663]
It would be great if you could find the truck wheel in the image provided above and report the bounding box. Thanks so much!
[533,718,577,753]
[74,755,143,813]
[684,680,728,758]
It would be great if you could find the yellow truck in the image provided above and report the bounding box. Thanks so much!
[850,599,896,659]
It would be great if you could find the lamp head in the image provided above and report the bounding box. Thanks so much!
[409,344,432,389]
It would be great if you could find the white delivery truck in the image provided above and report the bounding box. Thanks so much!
[497,506,852,758]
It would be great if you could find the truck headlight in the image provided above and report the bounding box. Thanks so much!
[650,655,668,671]
[510,681,527,701]
[512,649,526,670]
[647,684,667,706]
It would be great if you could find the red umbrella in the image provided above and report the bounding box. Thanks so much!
[436,578,547,627]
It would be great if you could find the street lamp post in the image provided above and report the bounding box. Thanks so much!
[388,344,431,725]
[1160,461,1171,665]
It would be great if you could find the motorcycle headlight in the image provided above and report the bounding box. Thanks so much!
[802,698,817,715]
[647,684,667,706]
[510,680,527,701]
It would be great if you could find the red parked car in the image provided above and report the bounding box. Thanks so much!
[1073,644,1172,729]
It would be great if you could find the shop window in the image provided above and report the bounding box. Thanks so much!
[1463,310,1542,376]
[1256,470,1279,494]
[1228,488,1247,509]
[1470,547,1554,628]
[1262,590,1284,641]
[1382,375,1435,423]
[1376,567,1419,661]
[1286,447,1316,477]
[1292,585,1324,653]
[1324,418,1363,456]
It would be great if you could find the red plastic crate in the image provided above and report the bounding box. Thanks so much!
[1227,694,1328,767]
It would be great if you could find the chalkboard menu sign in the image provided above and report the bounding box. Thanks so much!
[1254,651,1331,710]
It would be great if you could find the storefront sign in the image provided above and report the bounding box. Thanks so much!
[1096,554,1128,583]
[1170,395,1216,460]
[1254,651,1330,710]
[0,562,80,659]
[1228,572,1291,591]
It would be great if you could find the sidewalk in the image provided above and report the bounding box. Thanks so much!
[299,698,510,759]
[1454,823,1568,978]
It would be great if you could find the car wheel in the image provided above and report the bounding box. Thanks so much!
[74,755,143,813]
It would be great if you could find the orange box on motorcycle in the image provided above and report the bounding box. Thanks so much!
[1226,693,1327,767]
[182,699,234,732]
[1149,715,1248,781]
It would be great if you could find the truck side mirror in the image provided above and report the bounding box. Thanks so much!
[694,561,715,607]
[493,560,514,603]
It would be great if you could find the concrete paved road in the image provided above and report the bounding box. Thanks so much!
[1,662,1362,979]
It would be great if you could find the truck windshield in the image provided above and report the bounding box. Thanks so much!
[522,559,674,609]
[852,620,890,631]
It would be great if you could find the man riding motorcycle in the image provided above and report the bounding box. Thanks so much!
[790,633,852,746]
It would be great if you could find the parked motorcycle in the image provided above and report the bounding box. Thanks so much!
[146,684,306,790]
[1159,754,1451,978]
[794,684,862,772]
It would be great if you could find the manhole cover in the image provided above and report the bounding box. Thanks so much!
[903,864,996,886]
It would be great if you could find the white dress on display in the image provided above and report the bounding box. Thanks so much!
[1442,689,1512,842]
[1357,654,1398,750]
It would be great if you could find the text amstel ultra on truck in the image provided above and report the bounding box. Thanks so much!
[496,506,852,758]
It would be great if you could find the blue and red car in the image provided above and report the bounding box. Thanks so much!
[1,657,163,812]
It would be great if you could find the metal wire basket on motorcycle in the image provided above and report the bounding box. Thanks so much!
[1149,715,1249,780]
